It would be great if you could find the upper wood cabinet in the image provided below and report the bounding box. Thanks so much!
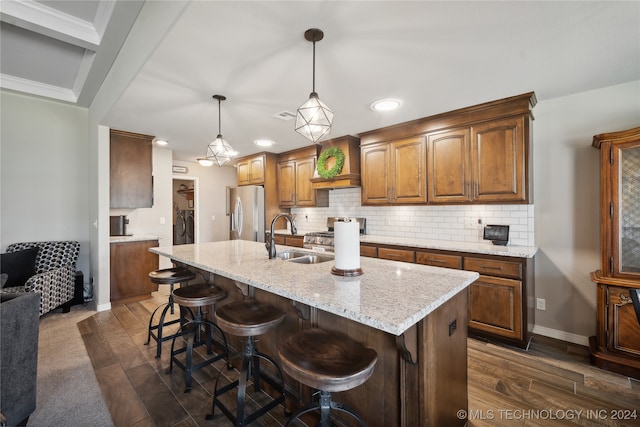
[277,146,328,208]
[472,116,528,203]
[359,92,536,206]
[426,128,470,203]
[234,152,281,227]
[427,116,529,204]
[237,154,266,185]
[592,127,640,280]
[361,136,427,205]
[110,129,154,208]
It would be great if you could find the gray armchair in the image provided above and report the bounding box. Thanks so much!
[1,241,79,316]
[0,292,39,426]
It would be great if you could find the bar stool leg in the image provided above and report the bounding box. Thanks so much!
[168,308,229,393]
[209,336,287,426]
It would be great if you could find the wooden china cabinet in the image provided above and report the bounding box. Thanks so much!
[590,126,640,379]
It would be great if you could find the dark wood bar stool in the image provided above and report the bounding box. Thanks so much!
[146,267,196,358]
[278,328,378,427]
[167,282,229,392]
[207,299,287,426]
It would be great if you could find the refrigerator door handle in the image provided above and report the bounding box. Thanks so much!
[235,196,243,236]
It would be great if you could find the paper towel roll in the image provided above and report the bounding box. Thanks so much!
[334,220,361,272]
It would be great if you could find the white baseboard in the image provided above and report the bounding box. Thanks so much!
[532,325,590,347]
[96,302,111,312]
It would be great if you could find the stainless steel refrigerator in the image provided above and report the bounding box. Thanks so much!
[227,185,265,242]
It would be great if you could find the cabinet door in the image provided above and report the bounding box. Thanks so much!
[295,157,316,206]
[110,240,159,303]
[606,285,640,358]
[361,143,391,204]
[237,159,251,185]
[110,130,153,208]
[469,275,523,341]
[392,137,427,203]
[471,117,527,202]
[610,142,640,279]
[427,128,470,204]
[248,156,265,184]
[277,161,296,207]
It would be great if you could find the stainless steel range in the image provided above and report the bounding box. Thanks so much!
[303,217,366,252]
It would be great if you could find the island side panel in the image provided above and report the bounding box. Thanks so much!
[315,309,402,426]
[421,288,468,426]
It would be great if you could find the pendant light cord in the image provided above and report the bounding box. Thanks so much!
[312,39,316,93]
[217,97,222,136]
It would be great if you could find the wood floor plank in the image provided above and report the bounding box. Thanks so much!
[94,363,150,426]
[126,363,190,427]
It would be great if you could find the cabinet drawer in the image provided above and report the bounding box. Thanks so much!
[464,257,522,279]
[274,235,286,245]
[285,236,304,248]
[416,252,461,269]
[378,247,415,263]
[360,244,377,258]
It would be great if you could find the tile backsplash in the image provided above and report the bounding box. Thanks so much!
[291,187,535,247]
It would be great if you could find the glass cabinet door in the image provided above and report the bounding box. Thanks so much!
[614,143,640,277]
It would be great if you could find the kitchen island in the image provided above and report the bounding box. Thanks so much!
[151,240,478,426]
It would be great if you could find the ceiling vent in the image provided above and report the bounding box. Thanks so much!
[272,111,297,121]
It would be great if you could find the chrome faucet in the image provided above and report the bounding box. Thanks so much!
[266,213,297,259]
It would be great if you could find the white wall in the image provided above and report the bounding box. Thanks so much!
[0,90,91,283]
[532,80,640,343]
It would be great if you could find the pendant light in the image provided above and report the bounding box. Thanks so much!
[199,95,235,167]
[295,28,334,144]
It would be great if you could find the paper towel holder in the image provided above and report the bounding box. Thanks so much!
[331,266,364,277]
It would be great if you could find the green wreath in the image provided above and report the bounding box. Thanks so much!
[317,146,345,179]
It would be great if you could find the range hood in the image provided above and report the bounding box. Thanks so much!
[311,135,361,189]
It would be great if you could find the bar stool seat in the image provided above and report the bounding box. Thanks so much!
[278,328,377,427]
[207,299,287,426]
[168,282,228,392]
[146,267,196,358]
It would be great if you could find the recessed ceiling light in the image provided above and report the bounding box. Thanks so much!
[156,139,169,146]
[254,139,274,147]
[371,98,403,112]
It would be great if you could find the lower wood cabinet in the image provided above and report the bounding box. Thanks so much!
[110,240,159,304]
[378,247,415,263]
[468,275,522,341]
[590,272,640,378]
[364,243,534,348]
[274,234,304,248]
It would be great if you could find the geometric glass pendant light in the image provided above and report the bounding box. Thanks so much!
[198,94,235,167]
[295,28,334,144]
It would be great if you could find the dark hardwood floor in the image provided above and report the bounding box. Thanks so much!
[79,290,640,427]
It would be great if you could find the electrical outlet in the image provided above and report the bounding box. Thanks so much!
[448,319,457,336]
[160,217,165,225]
[464,219,477,229]
[536,298,546,311]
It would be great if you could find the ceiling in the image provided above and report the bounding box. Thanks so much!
[2,1,639,164]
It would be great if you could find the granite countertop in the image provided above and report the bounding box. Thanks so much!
[274,228,537,258]
[110,235,159,244]
[150,240,478,336]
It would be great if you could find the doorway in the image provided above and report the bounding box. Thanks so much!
[173,177,197,245]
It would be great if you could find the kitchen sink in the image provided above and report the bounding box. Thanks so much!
[276,251,308,260]
[287,254,333,264]
[275,251,333,264]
